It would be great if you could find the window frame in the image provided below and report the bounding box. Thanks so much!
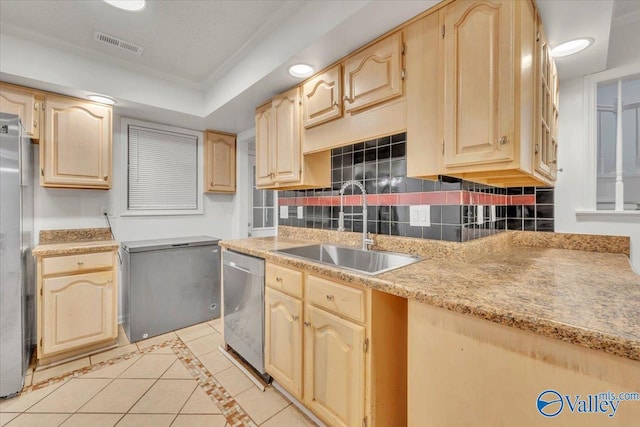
[579,61,640,218]
[120,117,204,217]
[248,151,276,234]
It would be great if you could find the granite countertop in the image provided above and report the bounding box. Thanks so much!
[220,229,640,362]
[32,228,119,256]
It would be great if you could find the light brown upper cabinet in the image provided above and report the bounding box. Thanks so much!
[41,95,112,189]
[534,21,559,181]
[407,0,557,187]
[204,130,236,193]
[302,31,407,154]
[405,12,441,180]
[272,87,302,183]
[442,0,515,168]
[255,101,273,187]
[255,88,330,190]
[0,82,43,141]
[343,32,404,114]
[256,88,301,186]
[302,64,342,129]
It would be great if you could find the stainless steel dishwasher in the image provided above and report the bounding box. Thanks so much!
[121,236,221,343]
[223,250,266,375]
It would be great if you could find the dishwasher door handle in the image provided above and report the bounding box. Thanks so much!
[225,261,252,274]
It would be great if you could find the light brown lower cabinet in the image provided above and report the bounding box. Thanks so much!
[36,250,118,365]
[264,261,407,427]
[304,304,366,427]
[265,287,303,399]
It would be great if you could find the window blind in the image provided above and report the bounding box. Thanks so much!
[128,125,198,210]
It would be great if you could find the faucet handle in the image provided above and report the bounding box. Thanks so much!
[364,232,374,248]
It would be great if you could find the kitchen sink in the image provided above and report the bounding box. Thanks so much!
[274,244,421,275]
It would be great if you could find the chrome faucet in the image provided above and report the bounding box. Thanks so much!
[337,180,374,251]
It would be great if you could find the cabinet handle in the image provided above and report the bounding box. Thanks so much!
[33,119,38,128]
[499,136,509,145]
[292,315,299,321]
[343,95,352,103]
[77,261,84,266]
[304,321,311,327]
[326,294,334,301]
[275,276,283,282]
[333,100,338,107]
[103,175,108,181]
[535,143,539,154]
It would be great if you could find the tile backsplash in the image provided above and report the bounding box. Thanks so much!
[278,133,554,242]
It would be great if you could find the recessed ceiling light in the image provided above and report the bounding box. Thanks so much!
[88,94,117,105]
[288,64,314,78]
[550,38,594,58]
[103,0,146,12]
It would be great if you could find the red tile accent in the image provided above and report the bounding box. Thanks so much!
[398,193,422,205]
[445,191,462,205]
[510,195,536,205]
[344,195,362,205]
[366,194,379,205]
[281,190,520,207]
[421,191,446,204]
[461,191,471,205]
[492,195,507,205]
[377,194,399,205]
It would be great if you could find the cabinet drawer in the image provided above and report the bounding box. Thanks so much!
[42,252,113,276]
[266,263,303,299]
[306,275,366,323]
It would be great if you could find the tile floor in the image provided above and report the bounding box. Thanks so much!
[0,319,317,427]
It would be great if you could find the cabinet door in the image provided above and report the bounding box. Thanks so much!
[205,131,236,193]
[442,0,514,168]
[265,287,303,399]
[0,85,40,139]
[41,270,116,356]
[255,103,274,187]
[302,65,342,128]
[534,24,559,181]
[42,96,112,188]
[344,31,403,114]
[272,87,301,183]
[304,304,365,427]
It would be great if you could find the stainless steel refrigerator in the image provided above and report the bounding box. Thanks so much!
[0,113,35,398]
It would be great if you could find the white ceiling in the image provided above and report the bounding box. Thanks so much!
[0,0,297,87]
[0,0,637,134]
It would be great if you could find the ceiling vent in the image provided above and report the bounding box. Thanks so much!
[94,31,143,55]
